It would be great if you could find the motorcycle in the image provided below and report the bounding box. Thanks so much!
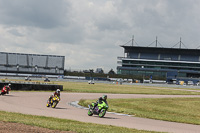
[0,86,11,96]
[46,95,60,108]
[88,101,109,118]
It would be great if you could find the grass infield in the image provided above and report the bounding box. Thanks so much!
[0,111,161,133]
[56,81,200,95]
[79,97,200,125]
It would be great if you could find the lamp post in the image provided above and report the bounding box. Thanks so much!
[89,69,93,80]
[55,66,58,73]
[35,65,38,72]
[141,66,144,83]
[16,64,19,76]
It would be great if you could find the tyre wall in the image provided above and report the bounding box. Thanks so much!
[0,83,63,91]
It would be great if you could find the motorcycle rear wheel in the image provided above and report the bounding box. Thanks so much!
[88,109,93,116]
[52,101,58,108]
[46,103,50,107]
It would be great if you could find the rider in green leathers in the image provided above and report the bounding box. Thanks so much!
[93,95,108,110]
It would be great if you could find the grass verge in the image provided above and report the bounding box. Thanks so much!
[55,81,200,95]
[3,78,200,95]
[0,111,161,133]
[79,97,200,125]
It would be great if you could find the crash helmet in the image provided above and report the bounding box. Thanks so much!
[8,83,11,86]
[56,89,60,93]
[102,95,107,100]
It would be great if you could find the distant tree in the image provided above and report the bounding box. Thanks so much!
[108,69,115,75]
[89,69,94,73]
[101,69,104,74]
[89,69,94,78]
[83,70,90,73]
[95,68,104,74]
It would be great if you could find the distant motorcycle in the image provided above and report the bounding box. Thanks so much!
[0,85,11,96]
[88,101,109,118]
[46,95,60,108]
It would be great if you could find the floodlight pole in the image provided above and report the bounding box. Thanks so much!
[156,36,158,47]
[132,35,134,46]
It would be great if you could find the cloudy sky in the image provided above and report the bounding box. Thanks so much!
[0,0,200,72]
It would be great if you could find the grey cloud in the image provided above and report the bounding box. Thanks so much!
[113,0,200,48]
[0,0,70,28]
[33,24,85,44]
[1,0,200,72]
[8,29,24,37]
[95,16,129,31]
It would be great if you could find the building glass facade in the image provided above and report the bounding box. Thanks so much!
[117,46,200,79]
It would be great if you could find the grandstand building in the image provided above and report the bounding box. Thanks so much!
[117,45,200,79]
[0,52,65,75]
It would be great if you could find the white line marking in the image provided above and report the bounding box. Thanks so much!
[68,101,134,117]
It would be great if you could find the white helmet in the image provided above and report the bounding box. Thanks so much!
[56,89,60,93]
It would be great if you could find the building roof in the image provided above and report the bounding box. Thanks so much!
[121,46,200,56]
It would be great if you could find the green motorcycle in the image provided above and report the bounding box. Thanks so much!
[88,101,109,118]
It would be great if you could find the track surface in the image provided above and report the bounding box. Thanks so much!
[1,92,200,133]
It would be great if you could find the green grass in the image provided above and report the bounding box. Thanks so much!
[0,111,161,133]
[56,81,200,95]
[79,97,200,125]
[3,78,200,95]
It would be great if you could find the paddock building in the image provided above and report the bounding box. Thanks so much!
[117,45,200,79]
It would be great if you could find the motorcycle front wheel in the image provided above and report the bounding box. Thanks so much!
[52,101,58,108]
[99,109,106,118]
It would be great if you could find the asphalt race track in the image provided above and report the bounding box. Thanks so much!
[1,92,200,133]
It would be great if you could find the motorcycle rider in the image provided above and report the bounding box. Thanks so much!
[0,84,11,95]
[48,89,61,104]
[93,95,108,110]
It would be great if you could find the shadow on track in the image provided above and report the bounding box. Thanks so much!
[54,107,68,110]
[92,115,119,119]
[103,116,119,119]
[0,95,18,97]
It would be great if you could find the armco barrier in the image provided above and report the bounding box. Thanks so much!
[0,82,63,91]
